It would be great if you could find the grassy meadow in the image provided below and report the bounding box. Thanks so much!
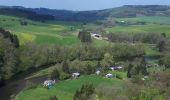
[107,16,170,37]
[15,75,124,100]
[0,15,81,45]
[1,15,170,46]
[115,16,170,24]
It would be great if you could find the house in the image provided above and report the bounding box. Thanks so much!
[144,76,149,79]
[96,70,100,75]
[117,66,123,69]
[142,76,149,81]
[43,80,56,88]
[72,72,80,78]
[110,67,115,71]
[105,73,113,78]
[90,33,102,40]
[110,66,123,71]
[120,20,125,23]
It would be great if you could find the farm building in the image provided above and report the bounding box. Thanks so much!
[72,72,80,78]
[106,73,114,78]
[110,66,123,71]
[96,70,101,75]
[90,33,102,40]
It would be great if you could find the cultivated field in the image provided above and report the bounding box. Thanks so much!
[0,15,81,45]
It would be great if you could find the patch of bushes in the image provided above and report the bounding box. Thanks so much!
[49,66,71,81]
[116,74,123,80]
[49,96,58,100]
[48,68,60,79]
[59,72,70,80]
[74,83,95,100]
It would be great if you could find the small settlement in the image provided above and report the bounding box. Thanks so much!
[42,64,149,90]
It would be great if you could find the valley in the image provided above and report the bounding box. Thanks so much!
[0,5,170,100]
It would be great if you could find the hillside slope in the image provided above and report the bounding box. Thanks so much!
[0,15,80,45]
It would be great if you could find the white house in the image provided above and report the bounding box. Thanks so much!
[96,70,100,75]
[117,66,123,69]
[110,67,115,71]
[72,72,80,78]
[90,33,102,40]
[142,76,149,81]
[105,73,113,78]
[110,66,123,71]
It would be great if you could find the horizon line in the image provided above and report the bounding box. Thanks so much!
[0,4,170,11]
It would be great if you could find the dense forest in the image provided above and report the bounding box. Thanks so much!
[0,7,54,22]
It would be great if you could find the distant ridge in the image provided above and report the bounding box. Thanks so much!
[0,5,170,21]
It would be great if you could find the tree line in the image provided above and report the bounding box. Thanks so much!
[107,32,166,44]
[0,8,55,22]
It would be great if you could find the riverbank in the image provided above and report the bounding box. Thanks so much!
[0,63,57,100]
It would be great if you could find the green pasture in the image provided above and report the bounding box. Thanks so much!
[107,24,170,36]
[115,16,170,24]
[107,16,170,37]
[0,15,81,45]
[15,75,123,100]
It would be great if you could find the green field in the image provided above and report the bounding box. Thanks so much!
[1,15,170,45]
[109,71,127,79]
[115,16,170,24]
[15,75,123,100]
[0,15,81,45]
[107,16,170,37]
[107,24,170,36]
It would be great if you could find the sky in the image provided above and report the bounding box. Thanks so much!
[1,0,170,11]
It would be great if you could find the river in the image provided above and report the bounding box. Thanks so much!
[0,76,48,100]
[0,63,56,100]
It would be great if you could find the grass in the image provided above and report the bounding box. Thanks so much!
[25,65,58,80]
[92,39,112,47]
[1,15,170,46]
[107,24,170,36]
[107,16,170,37]
[15,75,123,100]
[35,34,80,45]
[0,15,81,45]
[115,16,170,24]
[109,70,127,79]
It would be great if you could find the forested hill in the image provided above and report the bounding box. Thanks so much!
[20,5,170,21]
[0,5,170,21]
[0,6,55,22]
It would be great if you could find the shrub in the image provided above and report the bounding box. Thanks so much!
[116,74,123,80]
[96,84,120,100]
[59,72,70,80]
[49,68,60,79]
[131,75,144,85]
[74,83,95,100]
[49,96,58,100]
